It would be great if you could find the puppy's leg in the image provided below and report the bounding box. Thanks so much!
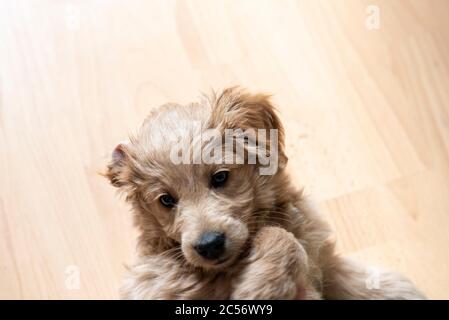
[231,226,321,300]
[121,255,222,299]
[322,256,426,299]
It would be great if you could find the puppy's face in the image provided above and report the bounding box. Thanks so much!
[107,88,287,270]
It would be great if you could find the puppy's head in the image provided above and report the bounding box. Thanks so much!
[106,87,288,270]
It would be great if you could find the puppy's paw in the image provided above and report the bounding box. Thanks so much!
[246,227,307,271]
[231,226,316,299]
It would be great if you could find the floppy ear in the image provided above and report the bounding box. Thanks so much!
[106,141,133,187]
[210,86,288,168]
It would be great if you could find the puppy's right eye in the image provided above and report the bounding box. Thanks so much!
[159,194,177,208]
[211,170,229,188]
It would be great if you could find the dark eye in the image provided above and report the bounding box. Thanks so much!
[159,194,177,208]
[211,170,229,188]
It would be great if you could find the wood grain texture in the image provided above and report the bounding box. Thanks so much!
[1,0,448,299]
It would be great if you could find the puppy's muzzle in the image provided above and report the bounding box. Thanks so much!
[194,232,226,260]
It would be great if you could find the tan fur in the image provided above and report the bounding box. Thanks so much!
[106,87,425,300]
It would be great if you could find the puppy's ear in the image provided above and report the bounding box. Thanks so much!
[106,141,134,187]
[210,86,288,168]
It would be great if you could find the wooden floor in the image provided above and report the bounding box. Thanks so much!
[1,0,448,299]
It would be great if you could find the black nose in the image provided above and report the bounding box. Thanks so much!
[194,232,226,260]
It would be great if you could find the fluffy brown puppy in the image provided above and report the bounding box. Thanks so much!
[106,87,425,299]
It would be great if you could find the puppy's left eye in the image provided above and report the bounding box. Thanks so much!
[211,170,229,188]
[159,194,177,208]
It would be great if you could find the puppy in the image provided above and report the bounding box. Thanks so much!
[106,87,425,299]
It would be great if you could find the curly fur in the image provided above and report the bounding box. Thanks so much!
[106,87,425,300]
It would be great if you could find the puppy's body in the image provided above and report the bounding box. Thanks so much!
[107,87,425,299]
